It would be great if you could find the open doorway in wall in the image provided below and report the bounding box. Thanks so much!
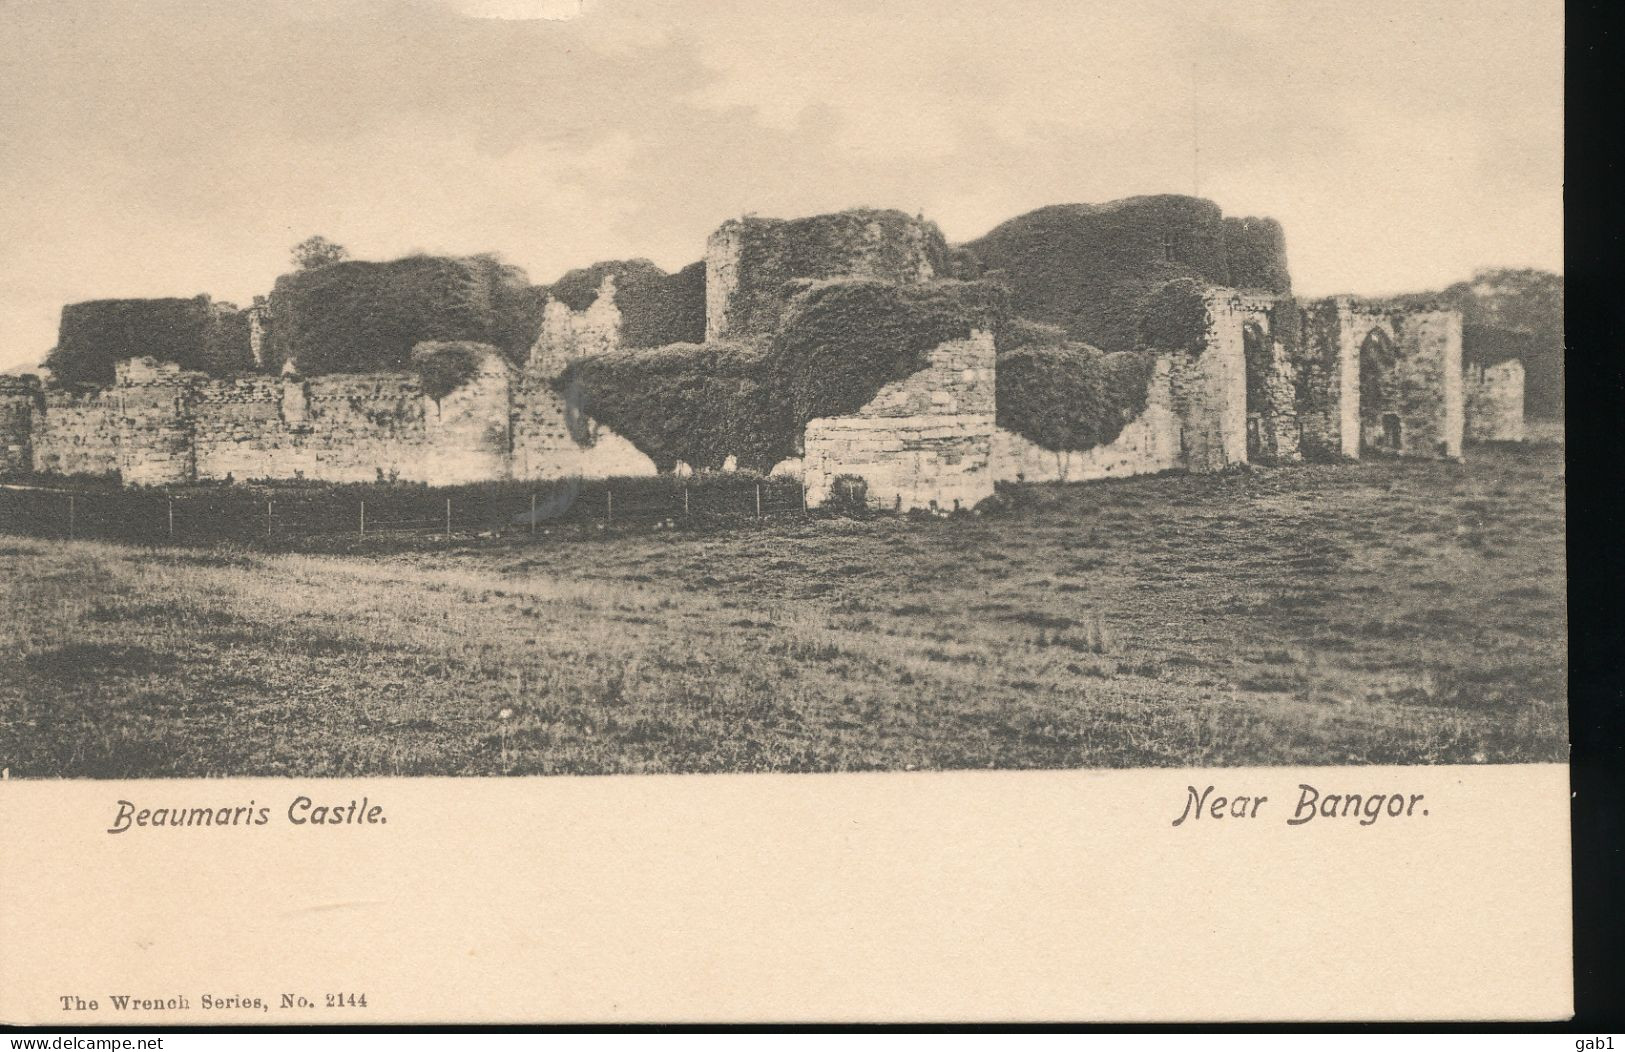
[1359,328,1400,452]
[1243,321,1269,460]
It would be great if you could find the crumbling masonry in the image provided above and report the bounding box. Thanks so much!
[1,197,1504,508]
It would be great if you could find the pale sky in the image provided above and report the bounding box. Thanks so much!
[0,0,1564,372]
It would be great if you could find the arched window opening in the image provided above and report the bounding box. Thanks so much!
[1359,328,1400,452]
[1243,321,1270,459]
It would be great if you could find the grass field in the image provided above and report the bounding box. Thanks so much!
[0,442,1566,777]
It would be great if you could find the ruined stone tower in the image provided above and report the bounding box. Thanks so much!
[705,209,946,340]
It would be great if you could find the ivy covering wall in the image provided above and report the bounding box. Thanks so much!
[553,340,775,472]
[991,277,1206,453]
[558,279,1006,471]
[546,258,705,348]
[412,341,493,402]
[715,209,953,337]
[267,254,545,376]
[1462,323,1539,368]
[766,278,1005,429]
[1136,278,1209,355]
[1221,216,1293,293]
[47,296,255,386]
[963,195,1290,354]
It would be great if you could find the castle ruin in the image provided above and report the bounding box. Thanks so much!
[0,196,1523,508]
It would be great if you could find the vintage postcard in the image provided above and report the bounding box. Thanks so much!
[0,0,1568,1025]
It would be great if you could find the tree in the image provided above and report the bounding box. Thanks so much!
[291,235,350,270]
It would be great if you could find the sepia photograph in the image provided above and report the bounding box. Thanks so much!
[0,0,1584,1030]
[0,0,1565,782]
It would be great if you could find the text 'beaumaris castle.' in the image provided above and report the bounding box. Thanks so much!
[0,195,1526,510]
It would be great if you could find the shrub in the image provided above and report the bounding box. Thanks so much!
[964,195,1288,353]
[1136,278,1209,355]
[558,279,1007,471]
[996,343,1156,451]
[267,254,545,375]
[767,278,1007,429]
[557,340,781,472]
[826,474,871,515]
[412,341,493,402]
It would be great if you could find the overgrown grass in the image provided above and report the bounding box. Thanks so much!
[0,442,1566,777]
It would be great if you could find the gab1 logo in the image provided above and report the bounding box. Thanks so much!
[1576,1040,1615,1051]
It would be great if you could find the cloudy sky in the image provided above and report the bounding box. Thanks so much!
[0,0,1563,371]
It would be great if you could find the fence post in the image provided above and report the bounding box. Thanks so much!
[530,493,537,535]
[67,494,75,540]
[266,500,273,539]
[755,483,762,521]
[359,500,366,537]
[445,498,451,542]
[606,489,613,526]
[167,497,174,540]
[683,485,689,519]
[802,479,808,517]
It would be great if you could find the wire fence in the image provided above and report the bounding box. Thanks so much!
[0,474,829,549]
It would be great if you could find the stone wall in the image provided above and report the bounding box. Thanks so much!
[192,375,302,481]
[510,375,658,481]
[990,356,1178,482]
[803,330,995,512]
[31,386,119,478]
[1401,310,1465,458]
[1166,290,1249,474]
[988,289,1464,483]
[512,272,660,480]
[1465,359,1525,442]
[15,352,657,487]
[421,351,514,484]
[243,373,424,483]
[705,209,945,340]
[1294,298,1365,460]
[114,358,197,485]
